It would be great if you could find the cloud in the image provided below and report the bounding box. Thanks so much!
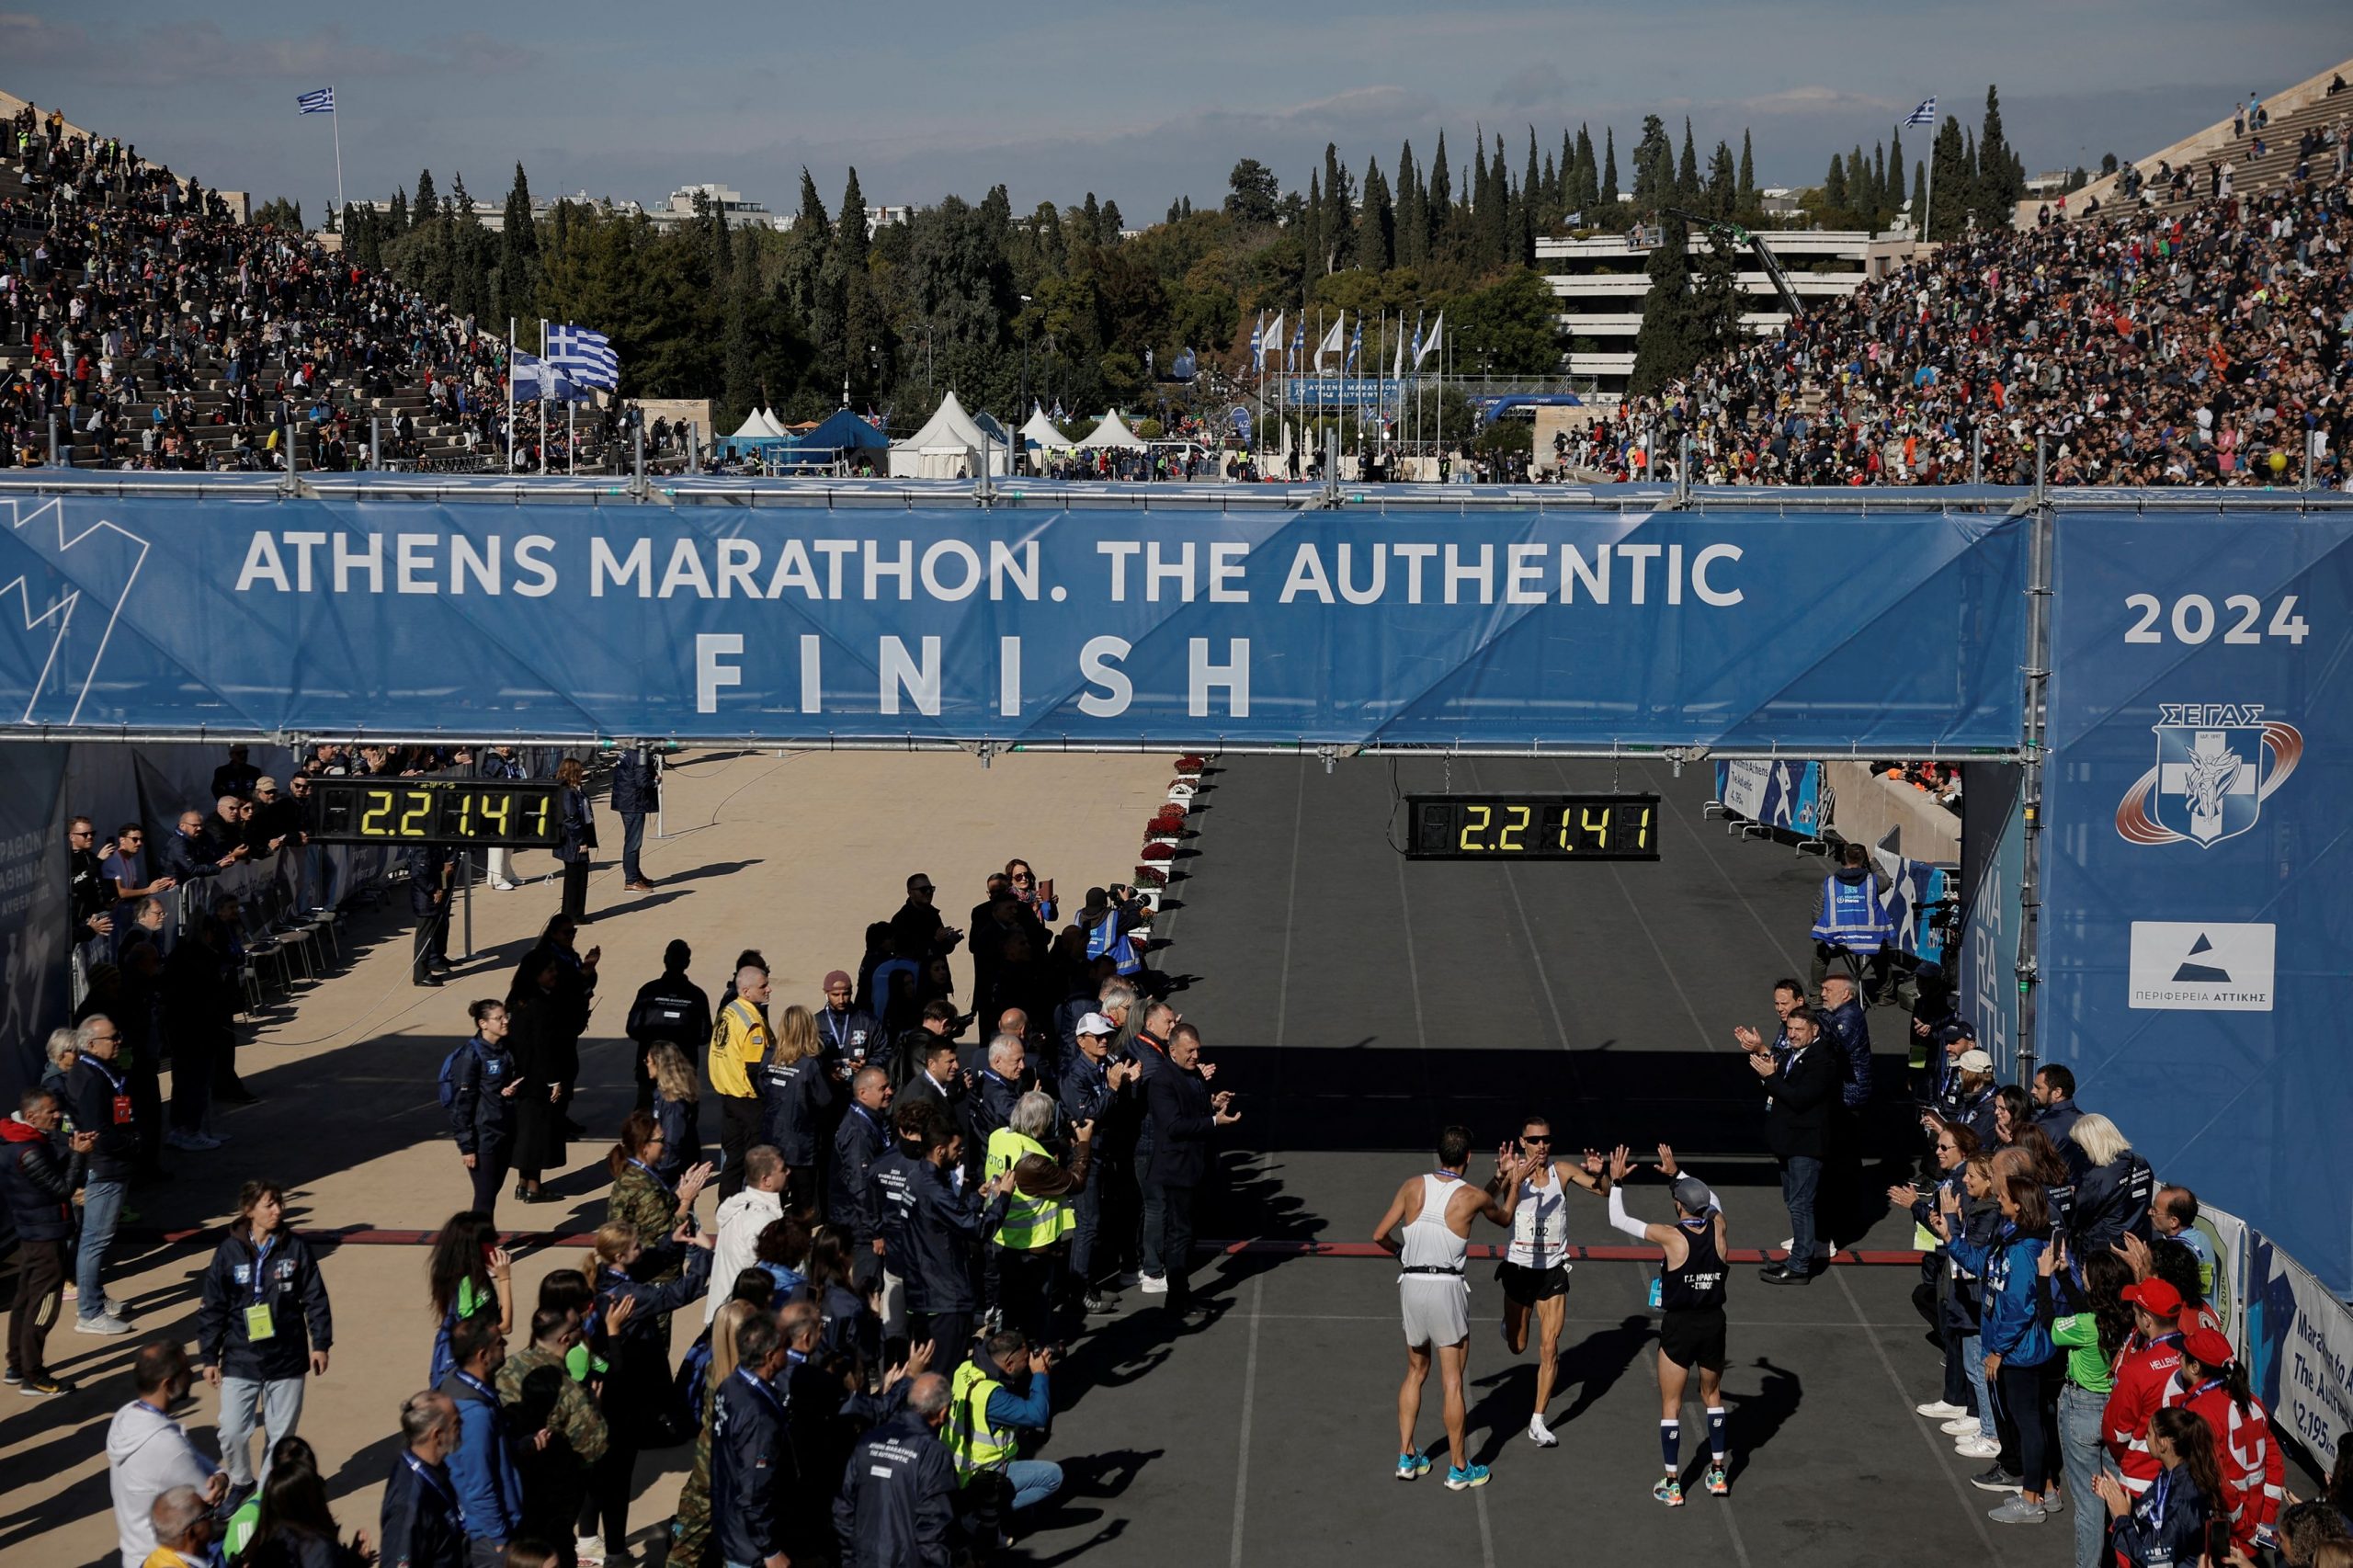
[1494,63,1568,109]
[0,11,89,63]
[1734,85,1902,117]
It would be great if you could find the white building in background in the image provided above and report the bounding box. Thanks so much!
[1537,228,1915,401]
[649,183,788,230]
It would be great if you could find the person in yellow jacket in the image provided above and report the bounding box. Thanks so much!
[983,1092,1092,1344]
[946,1330,1063,1528]
[708,964,774,1199]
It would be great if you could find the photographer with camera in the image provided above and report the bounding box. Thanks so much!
[945,1330,1065,1540]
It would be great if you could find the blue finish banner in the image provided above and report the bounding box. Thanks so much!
[0,490,2026,751]
[2040,508,2353,1291]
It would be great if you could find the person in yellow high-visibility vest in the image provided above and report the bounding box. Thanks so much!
[945,1330,1063,1527]
[983,1092,1092,1345]
[708,964,774,1200]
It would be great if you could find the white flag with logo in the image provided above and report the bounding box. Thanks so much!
[1415,311,1444,369]
[1314,314,1345,373]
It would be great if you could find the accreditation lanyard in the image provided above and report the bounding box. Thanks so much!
[243,1233,279,1341]
[626,1159,674,1201]
[733,1365,785,1418]
[403,1453,467,1535]
[822,1009,852,1054]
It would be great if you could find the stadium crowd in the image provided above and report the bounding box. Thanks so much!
[0,100,582,473]
[1587,144,2353,489]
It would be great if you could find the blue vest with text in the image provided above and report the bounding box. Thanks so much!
[1812,873,1893,952]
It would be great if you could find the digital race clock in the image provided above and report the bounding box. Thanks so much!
[1405,792,1662,861]
[304,778,567,847]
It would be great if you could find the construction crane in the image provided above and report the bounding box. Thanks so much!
[1663,208,1806,321]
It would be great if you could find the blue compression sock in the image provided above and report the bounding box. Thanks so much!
[1660,1419,1680,1471]
[1706,1406,1727,1460]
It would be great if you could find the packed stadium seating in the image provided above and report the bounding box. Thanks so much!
[1593,120,2353,489]
[2,97,492,471]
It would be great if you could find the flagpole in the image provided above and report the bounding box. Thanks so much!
[330,87,344,222]
[539,318,548,475]
[506,314,515,473]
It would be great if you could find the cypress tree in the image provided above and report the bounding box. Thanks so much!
[837,167,870,270]
[1677,119,1699,203]
[1574,124,1596,214]
[389,187,408,236]
[500,162,539,304]
[1360,155,1393,272]
[1303,171,1324,274]
[1523,128,1541,244]
[1396,140,1421,267]
[1887,129,1904,226]
[1429,131,1452,256]
[1824,153,1848,214]
[1602,125,1619,207]
[1708,140,1735,218]
[1629,209,1695,395]
[1323,143,1354,270]
[1736,131,1756,218]
[414,169,438,218]
[796,167,832,246]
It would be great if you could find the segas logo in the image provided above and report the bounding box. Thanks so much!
[2114,703,2302,849]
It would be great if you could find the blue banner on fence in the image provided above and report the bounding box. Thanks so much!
[2245,1228,2353,1469]
[2039,508,2353,1292]
[1713,759,1824,835]
[0,490,2027,751]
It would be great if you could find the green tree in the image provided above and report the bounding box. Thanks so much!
[1927,115,1969,240]
[498,162,540,324]
[1302,171,1324,275]
[255,197,303,231]
[1359,155,1393,272]
[1677,119,1699,203]
[1395,140,1422,267]
[1428,130,1453,257]
[1974,85,2025,227]
[413,169,437,219]
[1225,157,1280,225]
[1602,127,1619,206]
[1628,210,1695,395]
[1824,152,1848,216]
[1736,131,1756,219]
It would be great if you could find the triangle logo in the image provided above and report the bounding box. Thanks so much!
[2173,931,2232,983]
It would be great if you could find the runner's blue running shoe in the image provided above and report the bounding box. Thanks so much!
[1396,1450,1431,1480]
[1446,1463,1491,1491]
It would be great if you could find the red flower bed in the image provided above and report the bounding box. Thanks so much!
[1140,842,1176,861]
[1131,865,1167,885]
[1176,754,1207,772]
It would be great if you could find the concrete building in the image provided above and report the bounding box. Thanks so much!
[648,183,787,231]
[1537,227,1916,401]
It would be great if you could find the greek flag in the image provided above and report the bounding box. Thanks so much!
[1290,317,1304,372]
[1344,314,1362,374]
[1904,97,1936,127]
[1249,312,1266,373]
[1410,310,1425,366]
[546,324,619,389]
[511,349,588,403]
[296,87,335,115]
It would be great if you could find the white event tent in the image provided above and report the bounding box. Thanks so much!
[1075,409,1148,449]
[887,390,1011,477]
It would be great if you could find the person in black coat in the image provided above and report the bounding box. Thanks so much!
[3,1086,88,1391]
[551,756,596,923]
[712,1311,795,1568]
[610,745,658,892]
[583,1218,714,1553]
[626,939,711,1113]
[161,911,239,1146]
[831,1066,892,1257]
[505,956,576,1204]
[405,843,453,987]
[1144,1024,1237,1313]
[448,999,520,1216]
[834,1373,958,1568]
[195,1179,332,1494]
[380,1392,467,1568]
[900,1121,1015,1358]
[1744,1007,1837,1285]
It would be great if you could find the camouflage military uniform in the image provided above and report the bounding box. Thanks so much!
[495,1342,609,1564]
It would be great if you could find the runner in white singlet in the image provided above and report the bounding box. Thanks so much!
[1372,1125,1528,1492]
[1496,1115,1610,1447]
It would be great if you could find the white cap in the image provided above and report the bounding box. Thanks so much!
[1075,1011,1116,1037]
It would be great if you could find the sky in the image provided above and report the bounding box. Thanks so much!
[7,2,2351,222]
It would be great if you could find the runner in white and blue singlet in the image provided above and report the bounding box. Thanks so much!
[1496,1114,1610,1448]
